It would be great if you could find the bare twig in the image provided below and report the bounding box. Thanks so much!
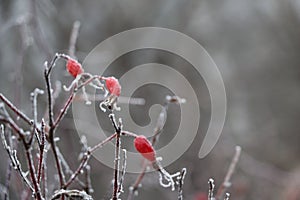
[63,133,116,188]
[128,95,185,199]
[1,125,34,192]
[0,104,43,200]
[3,126,14,200]
[208,178,215,200]
[118,149,127,194]
[127,104,167,198]
[74,93,145,106]
[0,113,25,141]
[43,81,62,122]
[80,133,93,194]
[13,15,33,109]
[29,88,44,145]
[0,93,32,125]
[121,131,138,138]
[216,146,241,200]
[109,113,122,200]
[42,144,50,199]
[53,89,75,128]
[51,189,93,200]
[68,21,81,58]
[127,162,146,200]
[177,168,187,200]
[56,147,85,187]
[29,0,52,60]
[31,89,44,124]
[224,193,230,200]
[44,54,68,188]
[37,119,46,183]
[24,142,43,200]
[44,53,75,190]
[63,152,88,189]
[89,133,117,154]
[84,165,93,194]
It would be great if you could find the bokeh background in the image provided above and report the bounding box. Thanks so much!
[1,0,300,199]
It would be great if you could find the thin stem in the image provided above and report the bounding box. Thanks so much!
[110,114,122,200]
[89,133,117,154]
[84,165,93,194]
[0,93,32,125]
[45,73,53,130]
[63,133,116,188]
[215,146,241,200]
[63,153,89,189]
[224,193,230,200]
[121,131,138,138]
[29,88,44,145]
[4,157,12,200]
[76,75,103,91]
[50,140,65,188]
[127,99,171,199]
[44,53,71,188]
[1,124,43,199]
[112,132,120,200]
[117,149,127,194]
[127,95,186,200]
[29,0,52,60]
[74,93,145,106]
[37,119,46,183]
[42,144,50,199]
[68,21,81,58]
[56,147,85,187]
[127,163,147,200]
[25,147,43,200]
[50,189,92,200]
[4,127,13,200]
[53,90,75,128]
[177,168,187,200]
[208,178,215,200]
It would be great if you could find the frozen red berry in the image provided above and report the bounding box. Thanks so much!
[134,135,156,162]
[104,76,121,96]
[66,58,84,77]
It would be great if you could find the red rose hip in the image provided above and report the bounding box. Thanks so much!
[104,76,121,96]
[66,58,84,77]
[134,135,156,162]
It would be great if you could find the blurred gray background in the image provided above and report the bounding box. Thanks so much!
[0,0,300,199]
